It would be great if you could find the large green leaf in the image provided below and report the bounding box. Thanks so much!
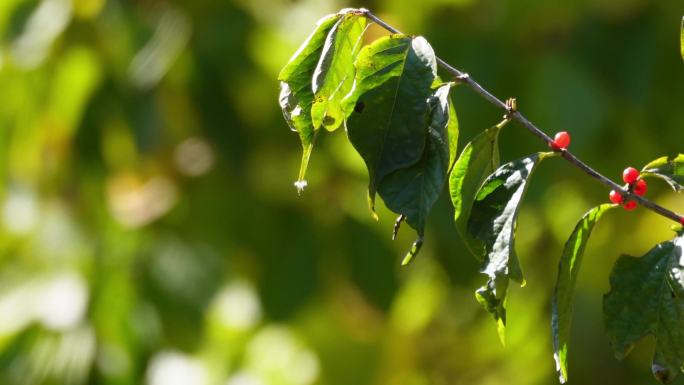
[642,154,684,192]
[377,83,455,265]
[278,13,341,193]
[344,35,438,215]
[449,119,507,259]
[552,203,616,383]
[467,152,555,342]
[604,234,684,384]
[310,11,367,132]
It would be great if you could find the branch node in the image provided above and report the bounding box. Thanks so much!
[504,97,517,120]
[455,73,470,84]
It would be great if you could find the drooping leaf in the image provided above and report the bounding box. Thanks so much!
[604,235,684,384]
[377,83,455,265]
[552,203,616,384]
[278,13,341,193]
[449,119,508,259]
[344,35,438,215]
[641,154,684,192]
[467,152,556,342]
[310,10,367,132]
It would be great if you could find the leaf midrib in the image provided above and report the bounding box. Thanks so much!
[372,39,413,187]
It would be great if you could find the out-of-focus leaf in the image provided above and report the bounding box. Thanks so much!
[278,13,340,192]
[311,10,367,131]
[680,16,683,62]
[377,83,454,265]
[604,235,684,384]
[449,119,507,259]
[344,35,438,215]
[552,203,616,383]
[468,152,556,342]
[641,154,684,192]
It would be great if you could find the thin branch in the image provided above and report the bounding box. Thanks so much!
[360,8,684,225]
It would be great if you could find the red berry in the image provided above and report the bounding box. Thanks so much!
[680,217,684,226]
[623,200,637,211]
[622,167,640,184]
[552,131,571,149]
[609,190,624,204]
[634,179,648,196]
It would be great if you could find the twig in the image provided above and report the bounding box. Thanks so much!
[360,8,684,225]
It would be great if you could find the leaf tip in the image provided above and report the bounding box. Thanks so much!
[496,318,506,346]
[401,237,424,266]
[553,351,568,384]
[400,254,413,266]
[366,193,379,221]
[652,363,674,384]
[294,179,308,194]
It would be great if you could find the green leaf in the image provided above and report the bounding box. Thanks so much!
[449,119,507,259]
[641,154,684,192]
[345,35,438,215]
[377,83,455,265]
[310,11,367,132]
[681,16,683,62]
[467,152,555,342]
[447,90,460,171]
[552,203,616,383]
[278,13,341,193]
[604,235,684,384]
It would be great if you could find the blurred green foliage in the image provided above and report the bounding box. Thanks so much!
[0,0,682,384]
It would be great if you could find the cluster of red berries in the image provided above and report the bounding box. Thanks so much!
[608,167,647,210]
[549,131,684,223]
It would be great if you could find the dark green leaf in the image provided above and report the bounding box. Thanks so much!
[468,152,556,342]
[604,235,684,384]
[344,35,438,215]
[377,83,455,265]
[310,11,367,132]
[449,119,507,258]
[641,154,684,192]
[278,13,341,193]
[552,203,616,383]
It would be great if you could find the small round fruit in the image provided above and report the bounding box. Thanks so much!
[680,216,684,226]
[553,131,571,149]
[634,179,648,196]
[622,167,640,184]
[609,190,624,204]
[623,200,637,211]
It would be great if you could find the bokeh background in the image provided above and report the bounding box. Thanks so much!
[0,0,682,384]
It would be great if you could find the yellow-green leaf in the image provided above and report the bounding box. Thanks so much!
[552,203,616,383]
[449,119,507,259]
[641,154,684,192]
[310,11,367,132]
[278,13,341,193]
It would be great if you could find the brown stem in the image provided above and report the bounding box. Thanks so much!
[360,8,684,224]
